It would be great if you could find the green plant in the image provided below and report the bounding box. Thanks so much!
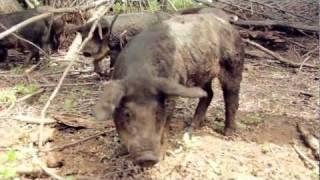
[14,83,38,95]
[0,150,20,179]
[241,113,264,126]
[147,0,160,12]
[63,98,77,110]
[169,0,198,10]
[0,89,17,104]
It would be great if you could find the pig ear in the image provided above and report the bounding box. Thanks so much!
[93,80,126,121]
[155,78,207,98]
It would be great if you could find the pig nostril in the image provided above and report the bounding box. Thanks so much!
[134,151,159,167]
[83,52,91,57]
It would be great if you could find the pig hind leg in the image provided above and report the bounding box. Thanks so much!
[191,80,214,129]
[218,59,243,136]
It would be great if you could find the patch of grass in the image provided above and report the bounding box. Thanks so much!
[14,83,38,96]
[63,98,77,111]
[0,150,21,179]
[10,66,24,75]
[211,121,225,134]
[240,113,264,126]
[147,0,161,12]
[169,0,199,10]
[81,88,90,97]
[0,89,17,104]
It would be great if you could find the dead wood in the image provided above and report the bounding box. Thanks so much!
[244,39,318,69]
[234,20,319,33]
[241,0,314,22]
[52,113,104,129]
[297,123,320,160]
[41,129,114,152]
[292,143,317,169]
[0,0,110,40]
[38,2,115,148]
[0,13,53,40]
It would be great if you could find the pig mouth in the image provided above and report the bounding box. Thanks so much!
[131,150,159,167]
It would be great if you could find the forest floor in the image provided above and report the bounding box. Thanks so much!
[0,0,319,178]
[0,32,319,179]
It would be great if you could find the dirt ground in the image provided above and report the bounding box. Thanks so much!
[0,0,319,178]
[0,33,319,180]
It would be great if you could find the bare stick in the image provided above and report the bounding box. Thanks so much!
[0,0,110,40]
[0,23,50,61]
[17,88,45,102]
[234,19,319,33]
[42,129,113,152]
[242,0,314,22]
[167,0,177,11]
[38,2,115,148]
[297,123,320,160]
[0,13,52,40]
[39,33,82,148]
[39,82,96,88]
[244,39,318,69]
[12,115,55,124]
[292,143,317,169]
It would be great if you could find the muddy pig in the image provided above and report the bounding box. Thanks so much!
[72,11,172,76]
[93,14,244,166]
[0,8,65,67]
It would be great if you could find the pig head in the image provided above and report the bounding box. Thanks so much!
[94,78,207,166]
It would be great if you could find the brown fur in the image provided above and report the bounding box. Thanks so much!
[94,14,244,166]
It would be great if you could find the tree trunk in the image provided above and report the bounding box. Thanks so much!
[0,0,23,13]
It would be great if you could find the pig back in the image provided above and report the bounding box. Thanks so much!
[113,14,243,87]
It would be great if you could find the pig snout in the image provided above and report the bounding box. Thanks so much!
[133,151,159,167]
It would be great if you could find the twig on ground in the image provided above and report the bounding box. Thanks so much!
[234,20,319,33]
[42,129,113,152]
[38,2,115,148]
[12,115,56,124]
[244,39,318,69]
[39,32,82,148]
[292,143,317,169]
[242,0,314,22]
[297,123,320,160]
[39,82,97,88]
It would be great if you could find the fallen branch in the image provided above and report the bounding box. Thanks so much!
[38,2,115,148]
[244,39,318,69]
[242,0,314,22]
[0,23,50,61]
[41,129,113,152]
[297,123,320,160]
[39,82,97,88]
[0,0,110,40]
[12,115,56,124]
[292,143,317,169]
[234,20,319,33]
[0,13,52,40]
[39,33,82,148]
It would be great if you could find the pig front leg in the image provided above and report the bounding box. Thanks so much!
[191,80,213,129]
